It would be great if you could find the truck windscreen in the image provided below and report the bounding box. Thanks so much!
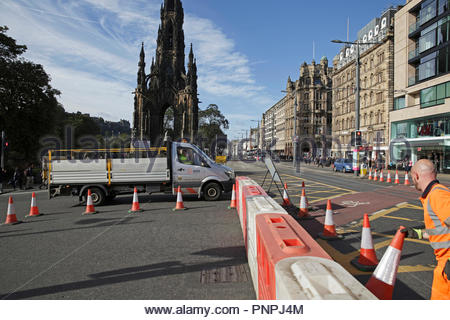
[192,145,214,165]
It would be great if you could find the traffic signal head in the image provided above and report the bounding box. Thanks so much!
[355,130,362,146]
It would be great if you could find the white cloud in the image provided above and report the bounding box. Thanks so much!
[0,0,272,126]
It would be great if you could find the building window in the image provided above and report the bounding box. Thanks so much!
[394,96,406,110]
[378,73,383,83]
[420,0,437,26]
[419,26,437,53]
[418,52,437,80]
[376,92,383,103]
[420,82,449,107]
[378,51,385,64]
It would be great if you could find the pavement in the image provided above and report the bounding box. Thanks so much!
[0,190,255,299]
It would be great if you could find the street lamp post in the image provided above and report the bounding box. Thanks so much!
[331,39,381,176]
[293,95,299,172]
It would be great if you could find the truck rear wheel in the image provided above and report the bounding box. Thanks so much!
[203,182,222,201]
[85,187,106,206]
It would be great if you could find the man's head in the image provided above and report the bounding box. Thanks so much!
[410,159,437,192]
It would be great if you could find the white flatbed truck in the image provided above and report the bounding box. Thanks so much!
[46,141,235,205]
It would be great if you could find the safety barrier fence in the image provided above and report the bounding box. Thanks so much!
[236,176,377,300]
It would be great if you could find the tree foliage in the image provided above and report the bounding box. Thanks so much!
[198,104,229,147]
[0,26,62,163]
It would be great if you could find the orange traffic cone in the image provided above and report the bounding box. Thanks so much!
[129,187,143,213]
[298,188,311,219]
[366,226,406,300]
[228,184,237,209]
[3,196,22,225]
[379,170,384,182]
[373,169,378,181]
[83,189,98,215]
[26,192,43,217]
[173,186,186,211]
[386,171,392,183]
[318,200,343,240]
[282,183,291,206]
[368,168,373,180]
[351,214,378,271]
[404,172,410,185]
[394,170,400,184]
[301,181,311,207]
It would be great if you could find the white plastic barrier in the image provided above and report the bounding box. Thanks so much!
[275,256,377,300]
[236,178,258,228]
[245,195,287,294]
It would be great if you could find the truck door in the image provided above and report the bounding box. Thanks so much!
[172,145,206,196]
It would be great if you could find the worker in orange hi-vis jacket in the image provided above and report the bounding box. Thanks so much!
[402,159,450,300]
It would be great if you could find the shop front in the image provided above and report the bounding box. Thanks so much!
[391,114,450,173]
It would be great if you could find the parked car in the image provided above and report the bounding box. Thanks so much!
[333,158,353,173]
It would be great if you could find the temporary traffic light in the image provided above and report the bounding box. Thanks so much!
[355,130,362,146]
[351,130,362,147]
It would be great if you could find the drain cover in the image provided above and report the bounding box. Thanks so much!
[200,265,249,284]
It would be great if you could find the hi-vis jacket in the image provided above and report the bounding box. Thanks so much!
[420,183,450,260]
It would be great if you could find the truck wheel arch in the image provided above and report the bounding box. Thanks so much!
[80,185,109,203]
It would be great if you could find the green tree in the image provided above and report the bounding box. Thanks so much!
[0,26,62,164]
[198,104,229,148]
[62,112,101,147]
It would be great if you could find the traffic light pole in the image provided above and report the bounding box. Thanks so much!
[1,131,5,170]
[354,42,361,176]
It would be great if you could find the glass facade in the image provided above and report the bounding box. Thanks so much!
[391,114,450,172]
[420,80,450,107]
[409,1,450,85]
[391,114,450,139]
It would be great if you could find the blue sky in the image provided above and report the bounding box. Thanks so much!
[0,0,403,139]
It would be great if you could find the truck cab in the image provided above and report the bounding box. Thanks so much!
[171,142,234,201]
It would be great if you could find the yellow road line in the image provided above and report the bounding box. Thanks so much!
[371,231,429,245]
[316,237,433,275]
[309,191,355,203]
[281,173,355,193]
[381,215,418,222]
[402,203,423,210]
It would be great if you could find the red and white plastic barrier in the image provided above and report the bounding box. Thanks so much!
[236,176,377,300]
[245,193,287,293]
[275,256,377,299]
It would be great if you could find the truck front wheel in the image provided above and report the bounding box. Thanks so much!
[85,187,106,206]
[203,182,222,201]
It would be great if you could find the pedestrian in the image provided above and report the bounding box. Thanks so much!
[318,157,324,168]
[13,167,23,190]
[0,168,5,194]
[25,164,34,189]
[402,159,449,299]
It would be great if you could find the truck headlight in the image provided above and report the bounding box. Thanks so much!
[225,170,235,179]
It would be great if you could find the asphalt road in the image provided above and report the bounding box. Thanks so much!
[0,189,255,299]
[228,160,443,300]
[1,160,444,300]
